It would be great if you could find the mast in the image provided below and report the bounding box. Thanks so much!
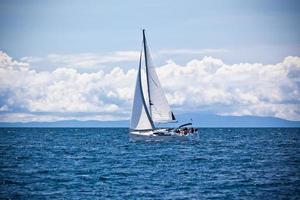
[142,29,152,117]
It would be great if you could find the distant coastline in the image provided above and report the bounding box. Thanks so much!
[1,114,299,128]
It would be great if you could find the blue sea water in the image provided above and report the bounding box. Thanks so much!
[0,128,299,199]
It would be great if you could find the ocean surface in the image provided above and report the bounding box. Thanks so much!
[0,128,299,199]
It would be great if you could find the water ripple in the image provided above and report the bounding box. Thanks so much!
[0,128,299,199]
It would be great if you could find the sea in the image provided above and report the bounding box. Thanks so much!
[0,128,299,199]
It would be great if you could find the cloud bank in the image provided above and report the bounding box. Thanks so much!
[0,51,299,122]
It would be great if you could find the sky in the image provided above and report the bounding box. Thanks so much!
[0,0,300,123]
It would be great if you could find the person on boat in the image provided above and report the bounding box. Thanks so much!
[183,127,188,135]
[190,128,194,134]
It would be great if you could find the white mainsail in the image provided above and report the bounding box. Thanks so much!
[142,31,176,123]
[130,52,154,130]
[130,30,176,131]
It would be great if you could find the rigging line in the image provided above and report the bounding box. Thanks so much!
[149,74,159,87]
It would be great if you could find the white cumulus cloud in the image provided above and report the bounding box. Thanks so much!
[0,51,299,122]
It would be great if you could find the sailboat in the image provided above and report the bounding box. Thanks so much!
[129,30,198,139]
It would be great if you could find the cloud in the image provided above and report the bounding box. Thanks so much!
[0,51,299,122]
[0,105,9,111]
[0,51,137,122]
[158,48,229,55]
[157,56,300,120]
[20,49,229,71]
[0,51,29,69]
[21,51,140,69]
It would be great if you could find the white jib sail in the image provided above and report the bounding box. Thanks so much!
[130,52,154,130]
[143,33,176,123]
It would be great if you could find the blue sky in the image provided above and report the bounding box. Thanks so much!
[0,0,300,123]
[1,0,299,63]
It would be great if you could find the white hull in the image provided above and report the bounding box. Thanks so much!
[129,129,199,141]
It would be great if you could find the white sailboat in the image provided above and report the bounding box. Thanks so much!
[129,30,198,139]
